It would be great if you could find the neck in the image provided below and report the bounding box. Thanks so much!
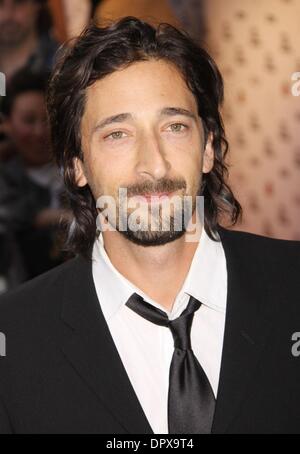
[0,29,38,80]
[101,212,202,311]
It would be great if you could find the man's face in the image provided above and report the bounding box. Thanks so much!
[0,0,39,47]
[77,59,214,246]
[8,90,51,166]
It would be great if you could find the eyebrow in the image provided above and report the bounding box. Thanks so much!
[91,107,197,136]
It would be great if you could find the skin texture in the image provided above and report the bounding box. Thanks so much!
[75,59,214,310]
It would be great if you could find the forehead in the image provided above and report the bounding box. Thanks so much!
[83,59,198,121]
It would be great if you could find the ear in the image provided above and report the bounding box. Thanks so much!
[202,133,214,174]
[73,157,88,187]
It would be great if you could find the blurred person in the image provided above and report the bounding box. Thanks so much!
[0,0,59,161]
[0,18,299,435]
[0,68,69,285]
[0,0,58,81]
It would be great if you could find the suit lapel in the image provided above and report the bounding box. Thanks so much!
[212,227,278,433]
[60,255,153,434]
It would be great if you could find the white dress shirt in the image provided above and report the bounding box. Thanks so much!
[92,227,228,434]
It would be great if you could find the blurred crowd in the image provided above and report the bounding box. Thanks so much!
[0,0,179,294]
[0,0,74,293]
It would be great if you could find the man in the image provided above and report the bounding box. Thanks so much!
[0,0,58,81]
[0,17,299,434]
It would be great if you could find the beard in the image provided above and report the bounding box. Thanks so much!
[119,201,188,246]
[97,177,201,247]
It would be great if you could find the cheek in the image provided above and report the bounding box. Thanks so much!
[11,120,34,143]
[182,155,203,195]
[83,158,112,200]
[167,132,202,165]
[172,148,202,178]
[17,131,33,143]
[88,150,129,193]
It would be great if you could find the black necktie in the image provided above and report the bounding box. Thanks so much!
[126,293,216,434]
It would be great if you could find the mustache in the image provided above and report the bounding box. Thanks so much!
[124,178,187,198]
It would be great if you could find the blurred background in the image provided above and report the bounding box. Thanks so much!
[0,0,299,293]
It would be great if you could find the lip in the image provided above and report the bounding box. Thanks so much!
[133,191,175,202]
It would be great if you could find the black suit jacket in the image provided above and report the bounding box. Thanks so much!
[0,227,300,434]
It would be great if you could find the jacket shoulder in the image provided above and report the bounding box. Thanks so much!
[0,256,83,324]
[218,226,300,289]
[219,227,300,316]
[219,226,300,258]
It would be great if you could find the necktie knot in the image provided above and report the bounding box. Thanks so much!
[168,313,193,350]
[126,293,201,351]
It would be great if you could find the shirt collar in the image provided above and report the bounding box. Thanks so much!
[182,227,227,313]
[92,226,227,322]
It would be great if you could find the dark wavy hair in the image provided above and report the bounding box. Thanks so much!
[47,16,242,258]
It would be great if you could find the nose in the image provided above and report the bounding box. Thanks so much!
[135,131,171,180]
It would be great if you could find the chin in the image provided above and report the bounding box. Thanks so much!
[119,228,186,247]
